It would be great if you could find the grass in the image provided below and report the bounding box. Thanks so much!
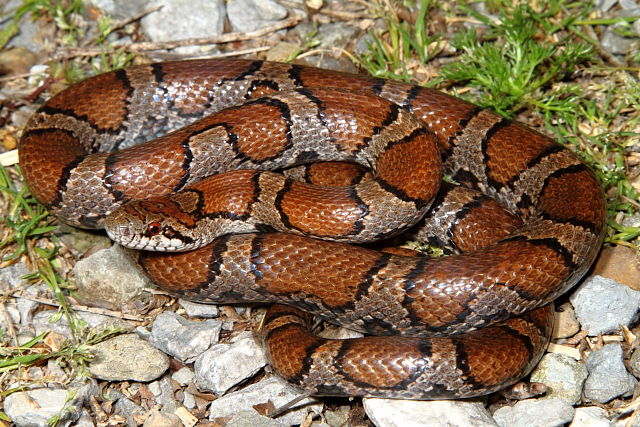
[358,0,640,247]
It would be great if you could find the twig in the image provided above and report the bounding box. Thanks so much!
[10,292,146,322]
[49,16,302,61]
[0,149,18,167]
[107,5,163,34]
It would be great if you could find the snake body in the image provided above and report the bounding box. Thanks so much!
[19,59,606,399]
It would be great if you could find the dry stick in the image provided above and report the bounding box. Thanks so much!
[11,293,146,322]
[50,16,302,61]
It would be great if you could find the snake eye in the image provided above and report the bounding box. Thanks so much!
[147,222,162,236]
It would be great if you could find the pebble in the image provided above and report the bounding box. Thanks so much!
[88,333,170,381]
[492,398,574,427]
[227,0,288,33]
[195,331,268,395]
[149,376,180,413]
[552,303,580,339]
[149,311,222,362]
[141,0,224,50]
[529,353,587,404]
[208,375,322,426]
[629,347,640,378]
[72,244,154,310]
[584,344,637,403]
[172,366,195,386]
[90,0,146,20]
[178,299,219,318]
[569,406,612,427]
[4,388,81,427]
[225,410,283,427]
[113,392,146,426]
[569,275,640,335]
[362,398,497,427]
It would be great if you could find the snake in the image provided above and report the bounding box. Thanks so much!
[18,59,607,400]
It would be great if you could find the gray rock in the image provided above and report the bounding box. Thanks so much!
[363,398,497,427]
[316,22,360,50]
[492,398,574,427]
[148,376,180,413]
[225,410,283,427]
[88,0,147,20]
[74,409,95,427]
[113,393,145,427]
[171,366,195,386]
[600,27,636,56]
[149,311,222,362]
[141,0,224,46]
[72,244,153,310]
[208,375,322,426]
[569,406,611,427]
[89,333,169,381]
[195,331,268,395]
[178,299,219,318]
[530,353,587,404]
[629,347,640,378]
[0,262,30,290]
[227,0,288,33]
[584,344,637,403]
[597,0,618,13]
[552,303,580,339]
[4,388,80,427]
[569,275,640,336]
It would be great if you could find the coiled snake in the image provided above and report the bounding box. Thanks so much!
[19,59,606,399]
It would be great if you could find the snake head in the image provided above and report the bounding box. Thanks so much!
[104,198,198,252]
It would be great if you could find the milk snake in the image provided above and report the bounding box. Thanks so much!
[19,59,606,399]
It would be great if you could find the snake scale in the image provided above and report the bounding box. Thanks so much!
[19,59,606,399]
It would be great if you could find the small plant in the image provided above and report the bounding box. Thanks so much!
[355,0,442,81]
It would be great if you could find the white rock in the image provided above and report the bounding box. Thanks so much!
[208,375,322,426]
[363,398,497,427]
[530,353,587,404]
[149,312,221,362]
[569,406,611,427]
[195,331,268,395]
[492,398,574,427]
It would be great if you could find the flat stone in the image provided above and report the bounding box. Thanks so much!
[530,353,587,404]
[4,388,79,427]
[149,311,222,362]
[363,398,497,427]
[492,398,574,427]
[195,331,268,396]
[569,406,611,427]
[227,0,288,33]
[89,333,169,381]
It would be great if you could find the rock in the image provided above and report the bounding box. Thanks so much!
[4,388,80,427]
[89,0,147,20]
[89,333,169,381]
[569,275,640,335]
[529,353,587,404]
[172,366,195,386]
[227,0,288,33]
[143,410,182,427]
[208,375,322,426]
[149,312,222,362]
[72,244,154,310]
[149,376,180,413]
[569,406,611,427]
[363,398,497,427]
[584,344,637,403]
[592,245,640,291]
[492,398,574,427]
[0,46,38,74]
[195,331,268,395]
[178,299,219,318]
[552,303,580,339]
[225,410,283,427]
[141,0,224,46]
[600,26,635,56]
[113,392,146,426]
